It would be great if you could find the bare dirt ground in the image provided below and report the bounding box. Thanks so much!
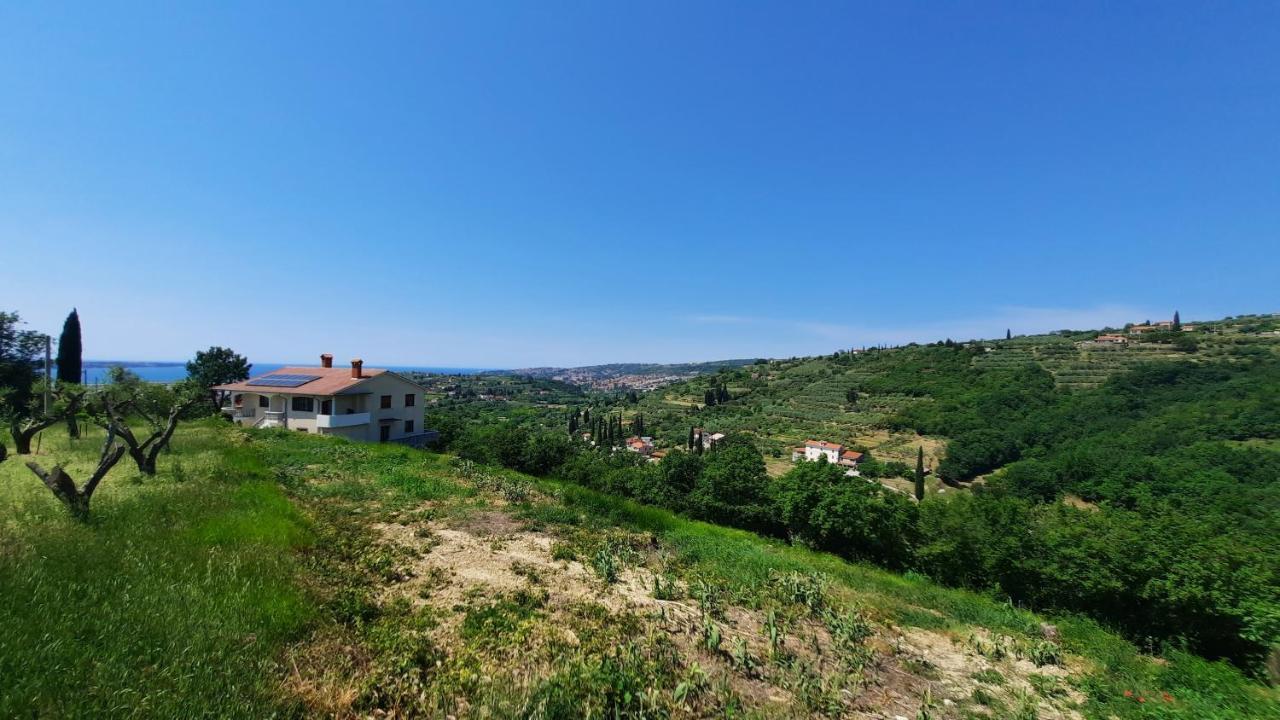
[362,504,1087,719]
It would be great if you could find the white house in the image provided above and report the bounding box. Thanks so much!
[792,440,863,469]
[215,354,431,445]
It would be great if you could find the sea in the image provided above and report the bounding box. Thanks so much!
[81,362,492,385]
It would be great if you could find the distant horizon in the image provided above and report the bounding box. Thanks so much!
[82,359,501,370]
[72,306,1277,371]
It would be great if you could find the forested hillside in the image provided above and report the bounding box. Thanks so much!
[426,314,1280,672]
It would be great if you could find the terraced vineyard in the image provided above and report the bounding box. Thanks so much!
[972,339,1188,390]
[623,314,1280,466]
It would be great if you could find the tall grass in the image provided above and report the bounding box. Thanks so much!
[0,422,313,718]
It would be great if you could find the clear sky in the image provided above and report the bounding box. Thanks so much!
[2,2,1277,368]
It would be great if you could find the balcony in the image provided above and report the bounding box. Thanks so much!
[317,412,370,429]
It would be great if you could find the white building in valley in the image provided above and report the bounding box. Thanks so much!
[792,440,863,469]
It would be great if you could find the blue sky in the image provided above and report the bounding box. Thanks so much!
[2,2,1277,368]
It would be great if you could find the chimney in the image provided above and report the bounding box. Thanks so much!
[320,353,333,368]
[351,358,363,378]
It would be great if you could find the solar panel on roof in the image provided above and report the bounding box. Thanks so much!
[246,374,322,388]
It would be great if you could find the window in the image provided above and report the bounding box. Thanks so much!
[292,397,315,412]
[404,393,416,407]
[380,395,392,409]
[258,395,269,408]
[405,420,414,433]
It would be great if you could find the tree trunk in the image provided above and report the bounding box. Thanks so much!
[0,442,7,464]
[101,396,196,476]
[66,414,80,439]
[24,430,126,521]
[12,423,33,454]
[24,462,92,520]
[12,417,59,454]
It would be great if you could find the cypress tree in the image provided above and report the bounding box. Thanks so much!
[56,309,82,384]
[56,309,83,438]
[914,446,925,501]
[688,426,696,450]
[1006,328,1012,340]
[1173,310,1181,330]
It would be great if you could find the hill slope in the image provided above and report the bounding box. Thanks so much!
[421,312,1280,674]
[4,424,1275,718]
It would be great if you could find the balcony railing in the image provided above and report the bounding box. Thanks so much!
[316,412,370,429]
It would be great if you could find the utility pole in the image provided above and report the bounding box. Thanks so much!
[36,335,52,456]
[44,335,52,414]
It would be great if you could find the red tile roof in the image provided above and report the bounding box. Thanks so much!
[841,450,864,461]
[806,440,843,450]
[214,366,388,396]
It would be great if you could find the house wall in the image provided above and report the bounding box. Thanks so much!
[341,372,424,442]
[319,424,368,442]
[283,394,320,433]
[804,446,840,463]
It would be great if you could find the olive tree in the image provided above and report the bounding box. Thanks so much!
[24,425,127,521]
[91,368,204,476]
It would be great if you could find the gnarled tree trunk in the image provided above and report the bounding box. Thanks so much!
[11,415,62,454]
[24,428,126,521]
[99,396,197,475]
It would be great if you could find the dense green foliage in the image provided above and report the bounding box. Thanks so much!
[0,310,44,413]
[432,325,1280,673]
[186,346,251,392]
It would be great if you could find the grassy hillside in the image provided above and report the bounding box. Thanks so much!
[2,423,1277,717]
[0,422,313,717]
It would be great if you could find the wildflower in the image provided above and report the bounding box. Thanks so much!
[1123,690,1133,698]
[1162,692,1173,703]
[1138,696,1146,703]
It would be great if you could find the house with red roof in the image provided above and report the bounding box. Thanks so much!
[215,353,431,445]
[792,440,863,469]
[625,436,655,455]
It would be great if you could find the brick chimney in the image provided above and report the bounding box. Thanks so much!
[350,358,363,378]
[320,353,333,368]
